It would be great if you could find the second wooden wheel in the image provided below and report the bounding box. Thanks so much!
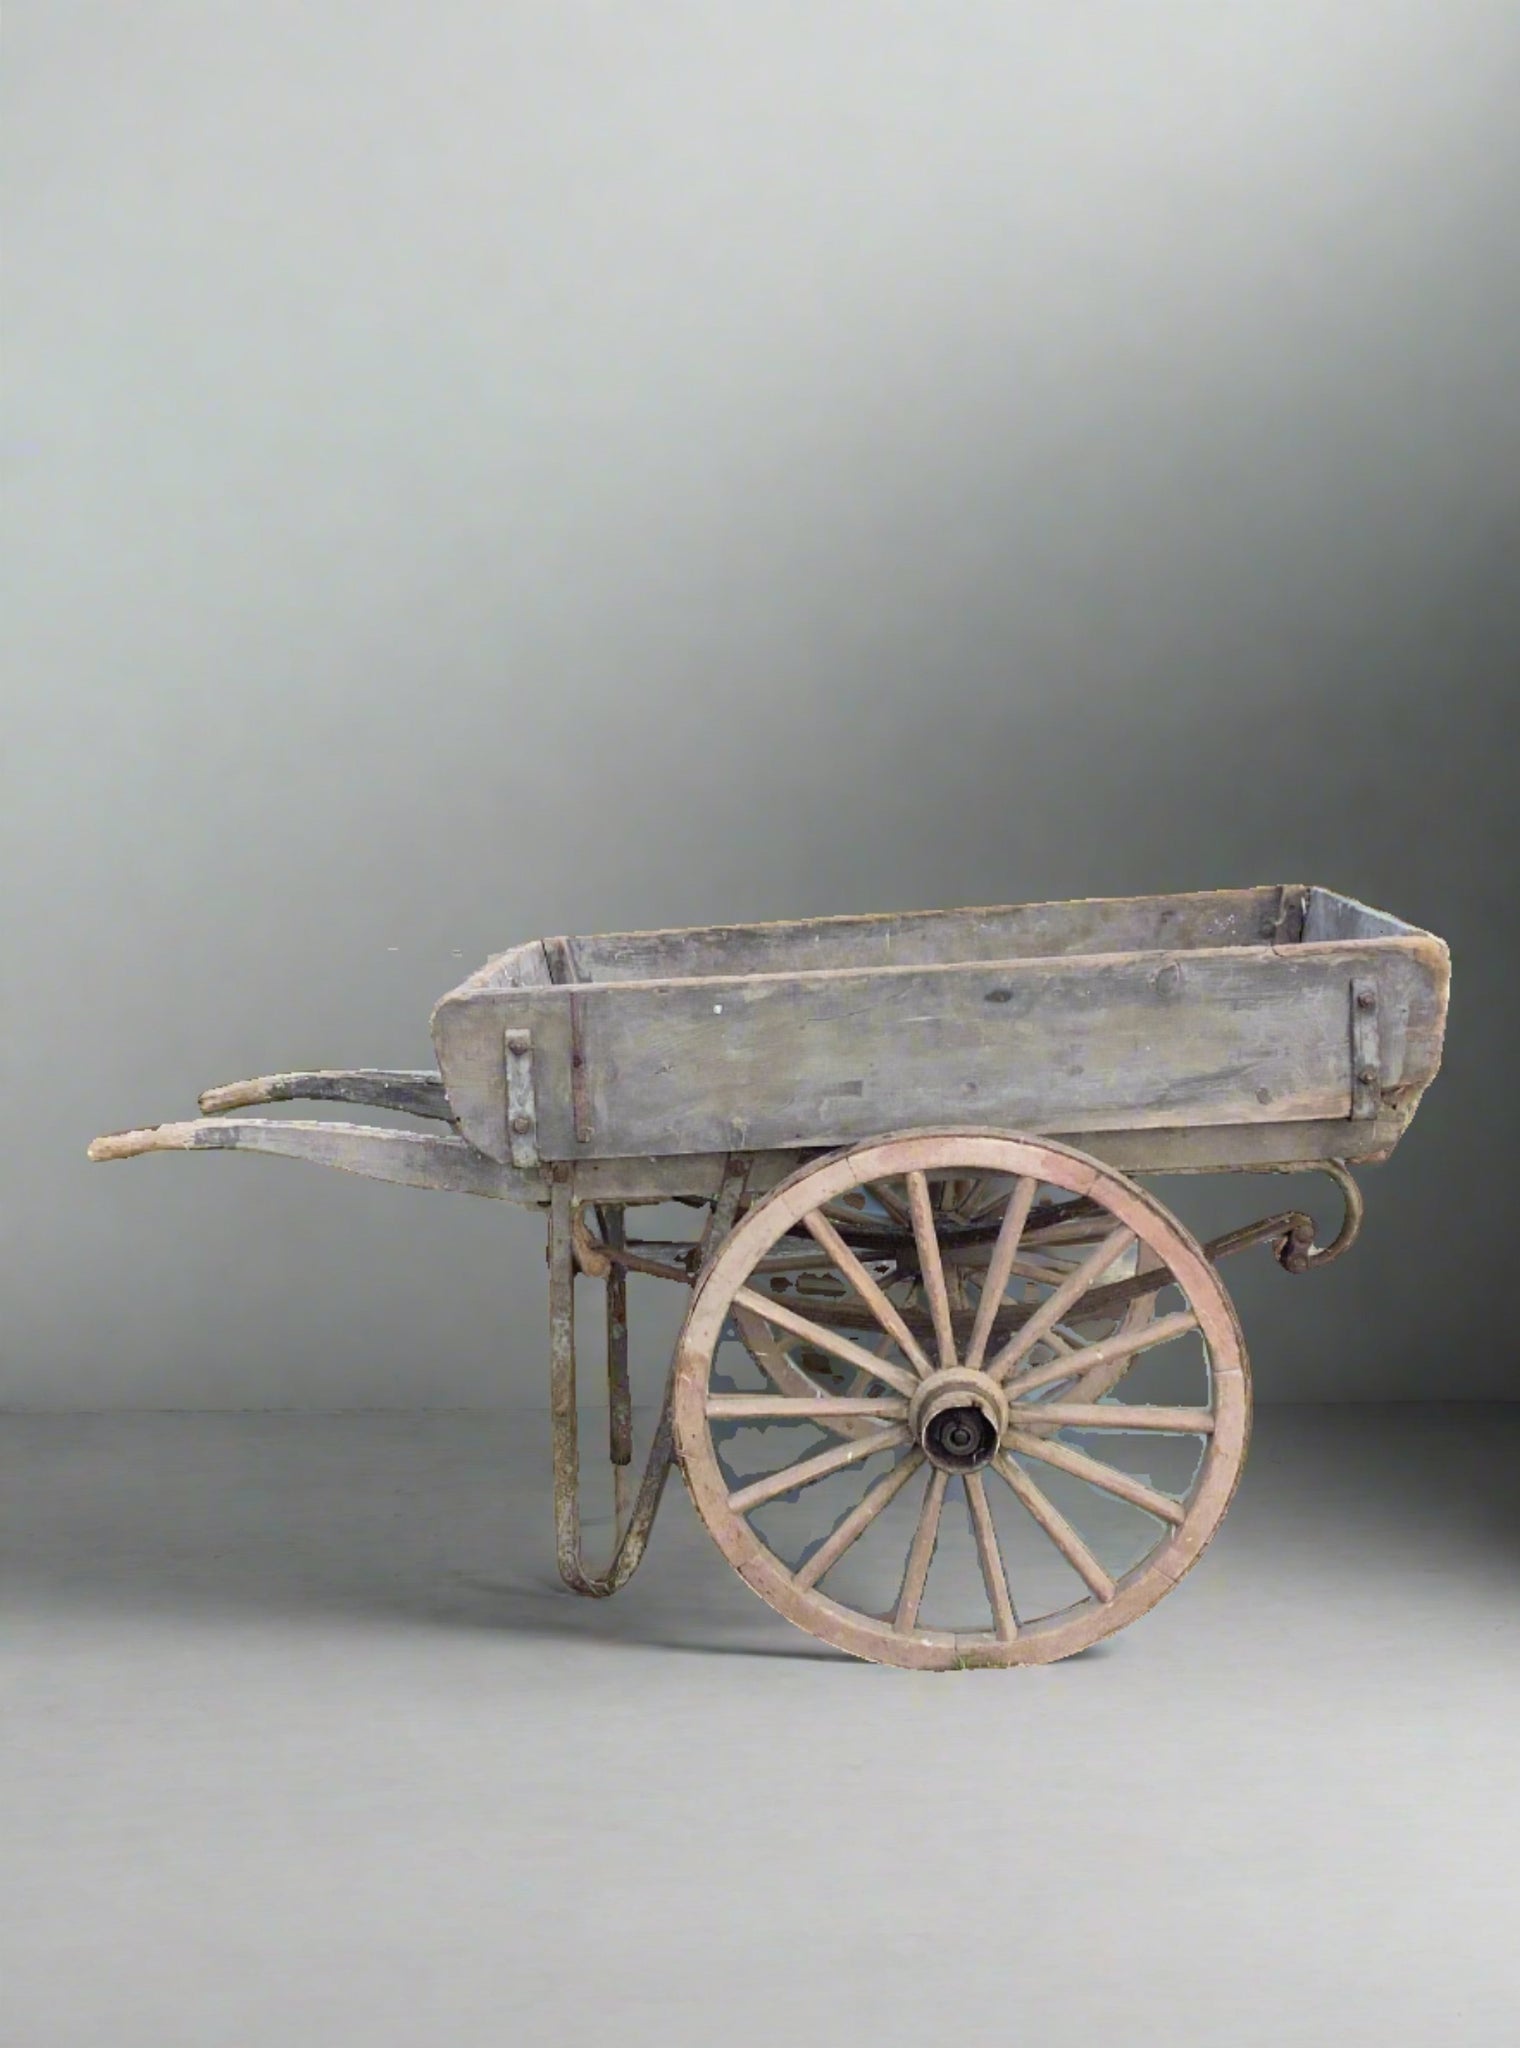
[672,1131,1250,1667]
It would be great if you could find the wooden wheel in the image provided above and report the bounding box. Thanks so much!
[672,1131,1249,1668]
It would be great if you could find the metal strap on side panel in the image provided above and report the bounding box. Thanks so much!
[504,1029,539,1168]
[1350,978,1381,1120]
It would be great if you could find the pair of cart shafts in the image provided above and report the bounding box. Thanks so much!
[92,884,1449,1668]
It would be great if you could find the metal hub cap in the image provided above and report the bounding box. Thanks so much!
[924,1404,999,1472]
[908,1368,1009,1475]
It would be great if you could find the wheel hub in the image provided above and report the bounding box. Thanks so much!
[908,1368,1009,1474]
[924,1404,999,1471]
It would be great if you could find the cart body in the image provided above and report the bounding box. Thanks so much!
[431,883,1448,1186]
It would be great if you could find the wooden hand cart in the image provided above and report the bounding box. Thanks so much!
[91,885,1449,1668]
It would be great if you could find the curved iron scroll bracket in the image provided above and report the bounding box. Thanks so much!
[1194,1158,1364,1279]
[1026,1159,1367,1326]
[1267,1158,1364,1273]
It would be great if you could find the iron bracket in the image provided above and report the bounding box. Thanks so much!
[1350,978,1382,1121]
[504,1028,540,1169]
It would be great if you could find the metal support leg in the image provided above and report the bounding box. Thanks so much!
[599,1203,634,1525]
[548,1158,749,1598]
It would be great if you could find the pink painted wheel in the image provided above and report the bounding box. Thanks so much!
[672,1132,1250,1668]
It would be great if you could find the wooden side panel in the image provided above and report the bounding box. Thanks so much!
[433,933,1448,1164]
[1301,889,1416,944]
[426,944,558,1153]
[566,887,1301,983]
[564,939,1444,1159]
[441,938,555,1000]
[560,1110,1416,1199]
[431,981,556,1163]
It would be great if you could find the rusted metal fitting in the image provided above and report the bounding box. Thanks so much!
[909,1368,1009,1474]
[1275,1216,1319,1275]
[570,1203,613,1279]
[1274,1160,1364,1273]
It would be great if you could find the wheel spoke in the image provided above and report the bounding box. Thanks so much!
[873,1179,913,1228]
[706,1393,908,1422]
[733,1306,883,1442]
[752,1249,845,1274]
[1008,1402,1214,1433]
[732,1286,920,1398]
[1004,1309,1200,1401]
[992,1454,1116,1603]
[905,1170,957,1371]
[954,1250,1099,1291]
[965,1471,1018,1640]
[1003,1428,1187,1525]
[943,1252,972,1313]
[794,1449,926,1590]
[1063,1245,1167,1403]
[726,1424,909,1515]
[1013,1251,1088,1283]
[894,1466,949,1631]
[986,1226,1136,1383]
[962,1175,1038,1375]
[802,1207,935,1377]
[959,1176,1018,1224]
[1020,1218,1126,1250]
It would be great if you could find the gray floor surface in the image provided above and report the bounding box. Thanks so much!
[4,1405,1518,2046]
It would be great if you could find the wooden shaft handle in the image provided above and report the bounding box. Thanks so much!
[87,1123,199,1162]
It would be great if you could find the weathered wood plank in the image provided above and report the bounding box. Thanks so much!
[566,886,1313,984]
[1301,888,1411,944]
[87,1118,534,1200]
[440,937,556,999]
[434,931,1446,1163]
[197,1070,452,1122]
[552,1108,1408,1200]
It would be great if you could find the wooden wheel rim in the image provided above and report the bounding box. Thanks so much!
[673,1131,1250,1668]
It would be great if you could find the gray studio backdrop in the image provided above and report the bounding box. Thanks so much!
[6,5,1516,1409]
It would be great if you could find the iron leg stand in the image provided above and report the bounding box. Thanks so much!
[547,1159,749,1597]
